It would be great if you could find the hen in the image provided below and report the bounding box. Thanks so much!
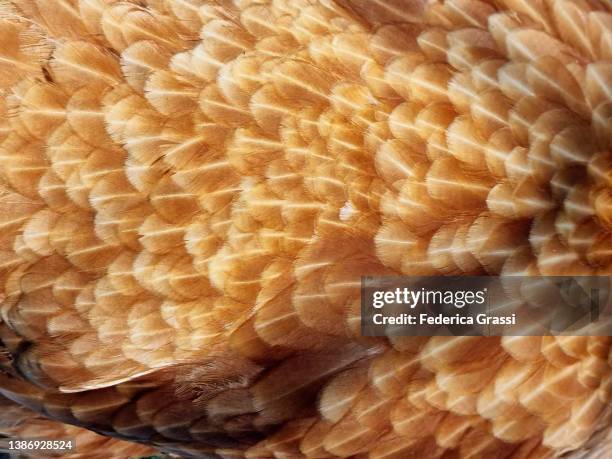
[0,0,610,458]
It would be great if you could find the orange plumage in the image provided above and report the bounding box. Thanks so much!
[0,0,610,458]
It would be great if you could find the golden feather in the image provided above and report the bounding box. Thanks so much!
[0,0,610,458]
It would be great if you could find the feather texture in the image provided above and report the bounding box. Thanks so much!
[0,0,610,458]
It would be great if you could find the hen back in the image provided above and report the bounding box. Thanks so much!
[0,0,611,458]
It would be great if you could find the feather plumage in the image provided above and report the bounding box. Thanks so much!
[0,0,609,458]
